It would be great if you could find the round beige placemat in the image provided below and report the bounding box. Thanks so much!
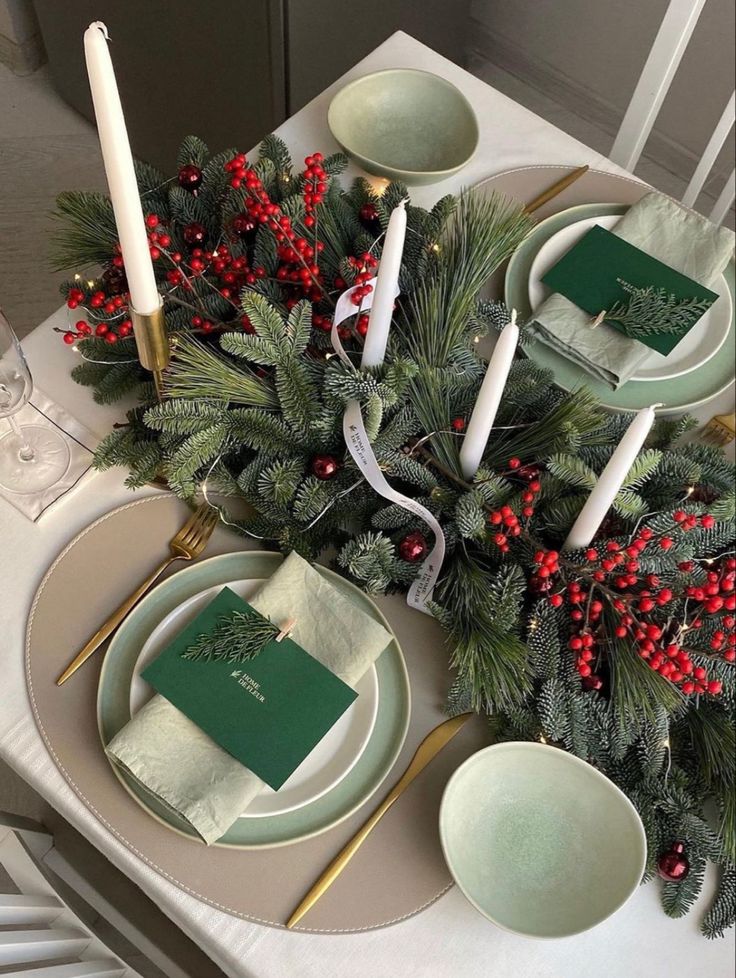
[26,495,489,932]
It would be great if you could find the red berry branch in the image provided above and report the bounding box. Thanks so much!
[459,452,735,699]
[60,148,384,351]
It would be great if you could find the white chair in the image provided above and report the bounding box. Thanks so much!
[0,815,140,977]
[610,0,735,225]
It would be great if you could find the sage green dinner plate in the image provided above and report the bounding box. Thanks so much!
[439,743,647,938]
[98,552,410,848]
[505,202,736,413]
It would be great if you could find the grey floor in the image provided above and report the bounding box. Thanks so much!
[0,47,730,976]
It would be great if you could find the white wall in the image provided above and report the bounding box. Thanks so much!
[469,0,734,180]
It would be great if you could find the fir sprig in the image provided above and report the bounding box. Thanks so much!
[182,607,279,663]
[605,286,711,338]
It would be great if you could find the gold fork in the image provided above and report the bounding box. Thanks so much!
[56,503,218,686]
[703,411,736,446]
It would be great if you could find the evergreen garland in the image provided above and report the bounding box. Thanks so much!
[54,134,735,937]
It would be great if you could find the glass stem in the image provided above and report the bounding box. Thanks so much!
[7,415,35,462]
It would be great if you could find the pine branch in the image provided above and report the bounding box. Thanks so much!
[401,191,533,367]
[51,191,118,270]
[163,336,278,408]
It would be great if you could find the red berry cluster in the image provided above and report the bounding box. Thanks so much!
[144,213,172,259]
[346,252,378,307]
[61,320,92,344]
[530,550,563,602]
[223,154,328,309]
[535,511,734,696]
[487,505,523,552]
[224,154,329,294]
[486,458,544,552]
[62,278,133,345]
[302,153,327,226]
[65,287,85,310]
[312,313,332,333]
[60,147,393,354]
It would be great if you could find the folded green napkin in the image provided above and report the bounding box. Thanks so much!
[106,551,392,844]
[530,193,735,389]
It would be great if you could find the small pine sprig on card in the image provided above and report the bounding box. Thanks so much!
[182,606,279,663]
[603,285,711,338]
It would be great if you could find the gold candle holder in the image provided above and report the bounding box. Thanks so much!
[131,300,170,400]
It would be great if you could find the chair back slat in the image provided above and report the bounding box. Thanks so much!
[610,0,707,170]
[710,168,736,226]
[682,93,736,208]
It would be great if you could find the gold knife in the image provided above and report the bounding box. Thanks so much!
[525,164,589,214]
[286,712,473,929]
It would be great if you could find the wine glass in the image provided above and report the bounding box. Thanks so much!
[0,309,71,493]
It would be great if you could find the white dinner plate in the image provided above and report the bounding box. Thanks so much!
[130,578,380,819]
[527,213,732,382]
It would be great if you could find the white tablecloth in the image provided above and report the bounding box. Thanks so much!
[1,31,733,978]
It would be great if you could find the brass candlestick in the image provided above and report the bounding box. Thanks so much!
[131,300,170,400]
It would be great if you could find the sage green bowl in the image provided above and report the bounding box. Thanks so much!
[328,69,479,185]
[439,743,647,938]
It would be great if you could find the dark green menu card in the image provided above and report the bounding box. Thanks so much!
[141,587,357,790]
[542,225,719,355]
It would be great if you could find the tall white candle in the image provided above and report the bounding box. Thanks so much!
[361,200,407,368]
[84,22,159,315]
[459,310,519,481]
[563,405,658,551]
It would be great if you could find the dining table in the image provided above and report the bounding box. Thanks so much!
[1,31,733,978]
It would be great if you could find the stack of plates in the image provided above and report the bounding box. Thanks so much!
[98,552,410,848]
[478,166,736,413]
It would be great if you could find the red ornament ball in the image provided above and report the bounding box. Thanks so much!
[178,163,203,192]
[311,454,340,480]
[657,842,690,882]
[359,202,380,231]
[183,222,207,249]
[451,417,466,432]
[232,211,258,240]
[581,674,603,692]
[399,532,428,563]
[518,464,541,482]
[529,573,553,594]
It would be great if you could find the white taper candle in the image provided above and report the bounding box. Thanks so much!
[459,310,519,481]
[563,405,658,551]
[84,22,159,315]
[361,200,407,368]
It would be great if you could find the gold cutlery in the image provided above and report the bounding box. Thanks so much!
[56,502,218,686]
[286,712,473,929]
[525,164,589,214]
[703,411,736,446]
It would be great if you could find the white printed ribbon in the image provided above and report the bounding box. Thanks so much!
[330,280,446,614]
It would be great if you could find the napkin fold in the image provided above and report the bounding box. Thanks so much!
[529,193,735,389]
[106,551,392,844]
[0,389,99,521]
